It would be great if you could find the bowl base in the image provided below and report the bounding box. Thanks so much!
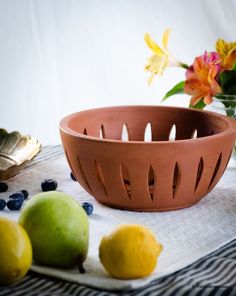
[97,198,203,212]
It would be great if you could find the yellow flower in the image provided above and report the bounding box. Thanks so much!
[215,39,236,70]
[144,29,184,84]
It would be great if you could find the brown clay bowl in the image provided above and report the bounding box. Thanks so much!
[60,106,236,211]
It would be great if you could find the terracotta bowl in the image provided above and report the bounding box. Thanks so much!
[60,106,236,211]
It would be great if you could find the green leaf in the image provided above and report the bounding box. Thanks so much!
[162,81,185,101]
[189,99,206,110]
[232,61,236,70]
[219,70,236,95]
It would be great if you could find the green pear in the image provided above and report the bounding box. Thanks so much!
[18,191,89,271]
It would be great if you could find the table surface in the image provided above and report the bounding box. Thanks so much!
[1,145,236,296]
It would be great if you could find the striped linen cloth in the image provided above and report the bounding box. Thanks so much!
[1,146,236,296]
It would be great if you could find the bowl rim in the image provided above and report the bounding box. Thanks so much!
[59,105,236,145]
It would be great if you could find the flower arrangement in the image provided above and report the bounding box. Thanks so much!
[144,29,236,111]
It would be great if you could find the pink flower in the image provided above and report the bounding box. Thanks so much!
[184,52,222,106]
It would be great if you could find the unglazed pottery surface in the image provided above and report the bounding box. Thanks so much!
[60,106,236,211]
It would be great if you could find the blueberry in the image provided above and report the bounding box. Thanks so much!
[82,202,94,216]
[21,189,29,199]
[9,192,25,202]
[0,182,8,193]
[70,172,76,181]
[7,199,23,211]
[0,199,6,210]
[41,179,58,192]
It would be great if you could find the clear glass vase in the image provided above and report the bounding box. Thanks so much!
[210,94,236,169]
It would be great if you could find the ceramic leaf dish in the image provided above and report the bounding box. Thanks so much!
[60,106,236,212]
[0,129,41,180]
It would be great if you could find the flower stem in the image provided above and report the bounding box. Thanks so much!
[226,108,235,118]
[181,63,189,69]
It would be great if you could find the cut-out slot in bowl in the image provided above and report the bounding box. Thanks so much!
[169,124,176,141]
[60,105,236,211]
[121,124,129,141]
[120,163,131,199]
[144,122,152,142]
[192,129,198,139]
[172,163,181,198]
[148,165,155,200]
[95,160,108,196]
[194,157,204,192]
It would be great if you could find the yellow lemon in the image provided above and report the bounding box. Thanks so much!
[0,217,32,285]
[99,224,163,279]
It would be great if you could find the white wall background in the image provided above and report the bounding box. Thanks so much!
[0,0,235,144]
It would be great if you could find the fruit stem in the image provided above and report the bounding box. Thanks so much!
[78,263,86,274]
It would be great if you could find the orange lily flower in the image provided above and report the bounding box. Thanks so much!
[184,52,222,106]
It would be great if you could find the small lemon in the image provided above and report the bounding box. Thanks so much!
[99,224,163,279]
[0,217,32,285]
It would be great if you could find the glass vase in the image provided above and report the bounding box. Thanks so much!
[211,94,236,169]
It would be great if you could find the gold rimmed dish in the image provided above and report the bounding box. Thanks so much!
[0,129,41,180]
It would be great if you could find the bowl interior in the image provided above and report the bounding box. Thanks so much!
[67,106,229,142]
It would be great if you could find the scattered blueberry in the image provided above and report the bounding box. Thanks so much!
[21,189,29,199]
[9,192,25,203]
[0,182,8,193]
[7,199,23,211]
[41,179,58,192]
[70,172,76,181]
[0,199,6,210]
[82,202,94,216]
